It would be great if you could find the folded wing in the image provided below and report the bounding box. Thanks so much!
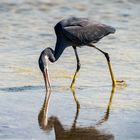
[55,17,116,46]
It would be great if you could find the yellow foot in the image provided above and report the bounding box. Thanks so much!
[114,80,127,86]
[116,80,125,83]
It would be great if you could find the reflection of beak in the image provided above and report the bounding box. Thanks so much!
[43,67,51,92]
[38,87,51,130]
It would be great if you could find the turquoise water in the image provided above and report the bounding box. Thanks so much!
[0,0,140,140]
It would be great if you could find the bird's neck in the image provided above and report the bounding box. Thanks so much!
[53,38,66,62]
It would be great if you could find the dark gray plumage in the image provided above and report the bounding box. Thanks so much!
[39,17,122,91]
[56,17,115,45]
[54,17,115,61]
[39,17,115,64]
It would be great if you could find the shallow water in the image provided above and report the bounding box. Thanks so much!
[0,0,140,140]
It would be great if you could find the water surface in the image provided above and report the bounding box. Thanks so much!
[0,0,140,140]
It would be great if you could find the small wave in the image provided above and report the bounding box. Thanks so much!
[0,85,99,93]
[0,85,44,92]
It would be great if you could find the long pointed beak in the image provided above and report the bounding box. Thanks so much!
[43,68,51,92]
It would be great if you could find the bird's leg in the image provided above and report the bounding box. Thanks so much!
[70,46,81,89]
[88,44,124,87]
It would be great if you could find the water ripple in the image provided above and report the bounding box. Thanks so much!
[0,85,43,92]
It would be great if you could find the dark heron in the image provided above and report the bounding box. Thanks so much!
[38,17,124,91]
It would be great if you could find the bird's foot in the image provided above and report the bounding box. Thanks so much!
[113,79,127,87]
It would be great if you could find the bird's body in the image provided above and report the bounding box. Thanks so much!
[39,17,124,91]
[54,17,115,61]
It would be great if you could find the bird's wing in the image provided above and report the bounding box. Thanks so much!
[59,17,89,28]
[54,17,89,36]
[61,19,115,45]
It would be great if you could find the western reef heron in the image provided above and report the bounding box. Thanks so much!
[38,17,124,92]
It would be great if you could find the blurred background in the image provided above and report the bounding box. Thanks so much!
[0,0,140,140]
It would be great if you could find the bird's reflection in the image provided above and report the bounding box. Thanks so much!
[38,87,116,139]
[38,90,51,130]
[96,87,115,126]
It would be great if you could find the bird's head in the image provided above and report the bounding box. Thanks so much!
[38,48,55,91]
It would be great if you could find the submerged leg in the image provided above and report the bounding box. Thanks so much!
[88,44,124,87]
[70,46,81,89]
